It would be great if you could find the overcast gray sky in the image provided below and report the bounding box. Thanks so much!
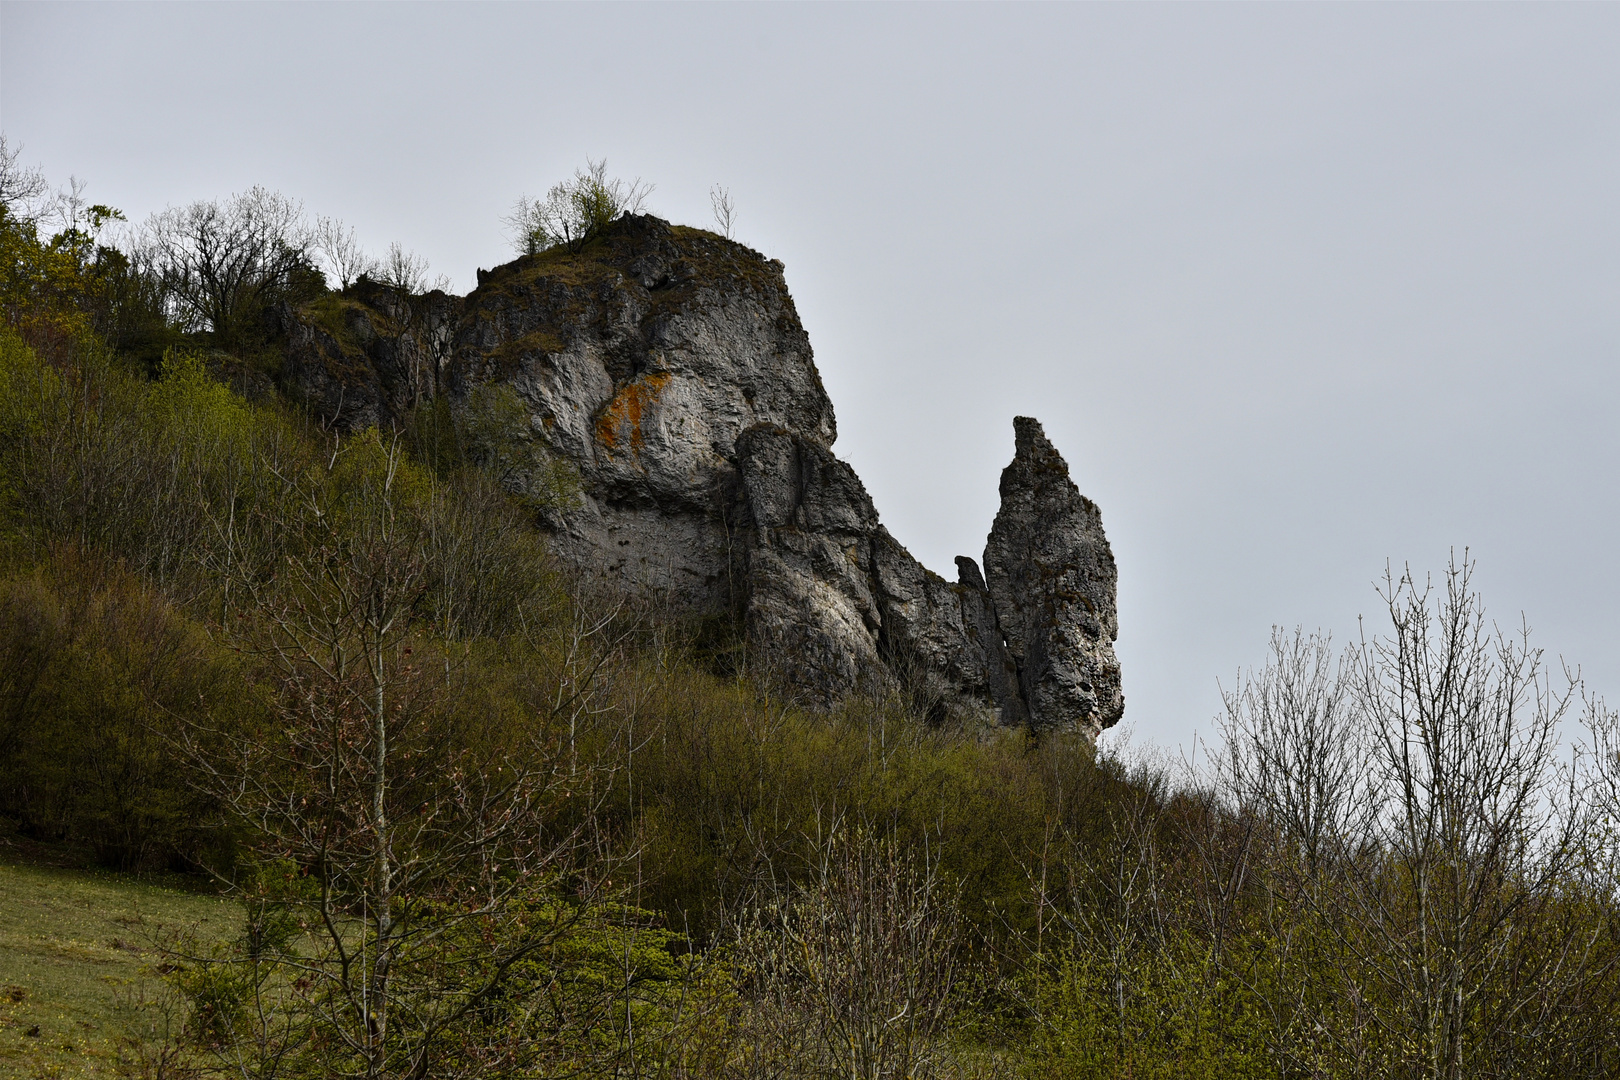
[4,2,1616,752]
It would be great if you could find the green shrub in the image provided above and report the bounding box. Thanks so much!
[0,547,251,869]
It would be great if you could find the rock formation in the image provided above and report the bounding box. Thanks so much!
[984,418,1124,735]
[274,279,460,432]
[278,214,1123,736]
[450,214,832,614]
[730,423,1027,724]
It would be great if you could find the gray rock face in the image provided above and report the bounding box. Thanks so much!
[275,281,459,432]
[278,214,1122,736]
[450,215,834,612]
[730,425,1026,723]
[984,418,1124,737]
[733,424,888,706]
[953,556,1028,729]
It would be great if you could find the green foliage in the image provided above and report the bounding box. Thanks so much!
[0,329,306,597]
[1027,931,1272,1080]
[461,383,581,511]
[159,851,707,1077]
[616,677,1064,946]
[0,159,171,367]
[0,198,101,339]
[3,163,1619,1079]
[405,383,582,518]
[0,548,249,870]
[505,159,654,256]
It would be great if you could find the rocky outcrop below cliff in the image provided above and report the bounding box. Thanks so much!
[272,279,460,432]
[277,214,1122,736]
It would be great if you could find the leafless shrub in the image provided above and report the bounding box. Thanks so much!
[729,818,961,1080]
[710,185,737,240]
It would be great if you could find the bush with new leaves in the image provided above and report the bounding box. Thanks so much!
[505,159,653,256]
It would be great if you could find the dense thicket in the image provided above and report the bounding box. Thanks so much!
[3,150,1619,1079]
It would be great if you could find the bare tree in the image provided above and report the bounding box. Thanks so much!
[314,215,377,291]
[140,186,313,347]
[1206,562,1620,1078]
[0,144,127,264]
[0,133,49,220]
[1215,629,1366,1075]
[1581,691,1620,900]
[710,185,737,240]
[731,818,961,1080]
[369,241,451,297]
[374,241,427,294]
[1333,555,1591,1079]
[1221,626,1361,877]
[170,433,623,1079]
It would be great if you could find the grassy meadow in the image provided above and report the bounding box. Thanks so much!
[0,850,232,1078]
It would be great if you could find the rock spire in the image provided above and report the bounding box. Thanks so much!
[984,418,1124,736]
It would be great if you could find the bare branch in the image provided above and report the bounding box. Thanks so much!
[314,215,377,291]
[710,184,737,239]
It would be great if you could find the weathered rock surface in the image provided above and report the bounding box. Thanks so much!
[277,214,1123,736]
[451,215,834,612]
[730,424,1025,723]
[984,418,1124,737]
[275,280,459,432]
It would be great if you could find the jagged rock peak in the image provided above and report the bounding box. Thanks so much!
[984,417,1124,737]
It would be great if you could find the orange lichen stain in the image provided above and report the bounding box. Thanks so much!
[595,372,672,456]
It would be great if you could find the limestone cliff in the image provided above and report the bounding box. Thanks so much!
[450,214,832,613]
[278,214,1123,735]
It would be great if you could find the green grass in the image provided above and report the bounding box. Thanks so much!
[0,858,235,1078]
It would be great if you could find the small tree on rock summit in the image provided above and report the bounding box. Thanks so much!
[505,159,652,256]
